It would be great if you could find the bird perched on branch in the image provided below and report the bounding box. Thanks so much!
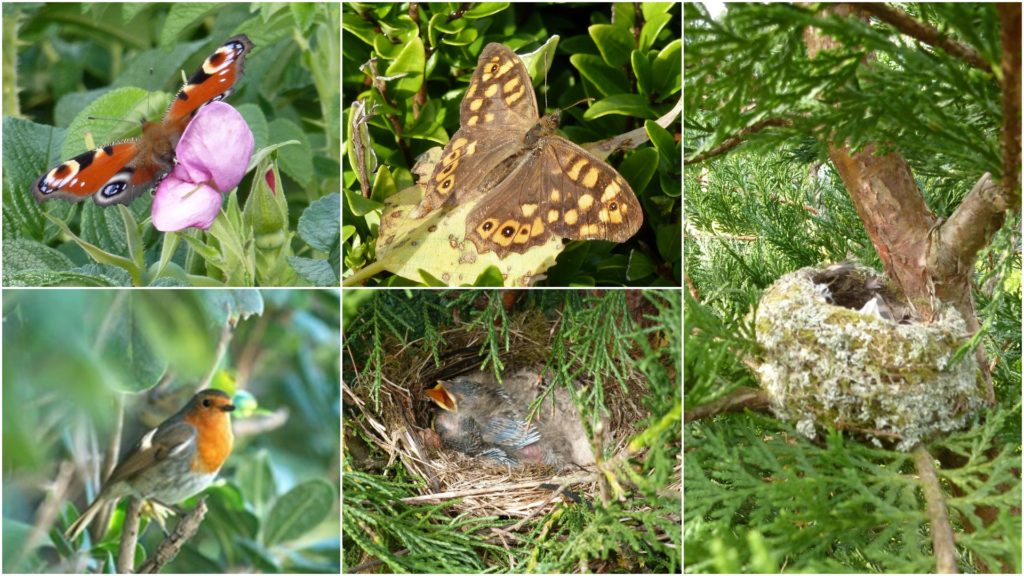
[64,389,236,541]
[426,379,559,466]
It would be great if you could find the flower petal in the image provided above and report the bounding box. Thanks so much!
[151,171,223,232]
[175,101,254,192]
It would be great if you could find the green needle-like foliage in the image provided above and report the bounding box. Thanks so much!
[685,2,1021,572]
[343,289,681,573]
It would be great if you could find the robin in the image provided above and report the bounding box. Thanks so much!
[64,389,236,541]
[426,379,548,466]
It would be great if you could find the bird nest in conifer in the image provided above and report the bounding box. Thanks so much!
[343,309,654,519]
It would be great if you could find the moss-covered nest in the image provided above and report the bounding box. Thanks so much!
[343,307,660,518]
[754,263,985,451]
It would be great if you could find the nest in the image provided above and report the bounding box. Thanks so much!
[344,310,652,517]
[754,263,986,450]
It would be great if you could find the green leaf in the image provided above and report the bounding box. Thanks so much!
[268,118,315,187]
[646,120,678,169]
[632,50,653,97]
[651,39,681,98]
[235,451,277,517]
[571,54,630,98]
[345,188,385,217]
[263,479,336,546]
[473,266,505,286]
[2,117,53,239]
[298,193,341,252]
[626,250,657,280]
[99,293,169,392]
[656,224,682,262]
[639,12,674,53]
[584,94,656,120]
[290,256,337,286]
[589,24,634,69]
[61,87,160,160]
[2,238,73,275]
[463,3,509,19]
[159,4,219,47]
[385,34,425,98]
[619,147,660,195]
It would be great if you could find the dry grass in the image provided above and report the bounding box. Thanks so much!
[343,307,653,519]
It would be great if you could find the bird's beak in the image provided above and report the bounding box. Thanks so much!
[425,382,457,412]
[221,404,236,413]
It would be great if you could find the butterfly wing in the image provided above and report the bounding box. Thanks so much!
[165,35,253,123]
[32,143,144,205]
[465,135,643,258]
[32,36,254,206]
[410,43,539,218]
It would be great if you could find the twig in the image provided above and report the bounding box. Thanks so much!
[685,118,792,165]
[684,387,772,423]
[92,393,126,543]
[19,460,75,569]
[116,497,142,574]
[912,444,958,574]
[137,497,209,574]
[853,3,989,72]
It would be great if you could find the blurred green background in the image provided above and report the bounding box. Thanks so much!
[2,289,340,573]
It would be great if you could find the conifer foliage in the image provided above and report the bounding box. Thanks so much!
[684,3,1020,572]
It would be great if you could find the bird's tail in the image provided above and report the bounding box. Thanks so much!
[64,497,107,542]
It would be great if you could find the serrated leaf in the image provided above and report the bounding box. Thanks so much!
[298,193,341,252]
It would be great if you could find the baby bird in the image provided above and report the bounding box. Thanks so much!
[425,379,542,466]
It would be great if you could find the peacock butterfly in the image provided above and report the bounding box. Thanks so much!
[32,35,254,206]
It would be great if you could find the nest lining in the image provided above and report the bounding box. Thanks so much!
[345,312,651,516]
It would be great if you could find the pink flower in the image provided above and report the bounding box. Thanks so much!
[152,102,254,232]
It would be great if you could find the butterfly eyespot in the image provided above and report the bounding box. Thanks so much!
[482,222,494,232]
[489,64,499,73]
[609,202,618,211]
[501,225,516,237]
[101,181,128,198]
[441,178,453,190]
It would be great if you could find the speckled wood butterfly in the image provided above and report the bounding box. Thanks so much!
[408,43,643,258]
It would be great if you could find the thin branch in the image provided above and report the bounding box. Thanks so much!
[684,387,772,423]
[116,497,142,574]
[92,394,126,543]
[853,3,989,71]
[997,3,1022,210]
[19,460,75,569]
[685,118,792,165]
[137,498,209,574]
[912,444,959,574]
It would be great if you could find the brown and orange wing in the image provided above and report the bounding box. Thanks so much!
[165,35,254,122]
[31,142,148,205]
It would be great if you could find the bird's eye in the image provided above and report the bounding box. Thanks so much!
[202,398,212,408]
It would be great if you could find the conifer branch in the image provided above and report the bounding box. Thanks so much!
[997,3,1021,210]
[685,118,792,165]
[852,4,989,71]
[912,445,958,574]
[684,387,771,423]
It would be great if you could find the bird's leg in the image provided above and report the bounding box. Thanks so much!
[140,499,180,535]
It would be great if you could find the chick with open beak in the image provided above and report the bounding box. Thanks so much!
[425,379,542,466]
